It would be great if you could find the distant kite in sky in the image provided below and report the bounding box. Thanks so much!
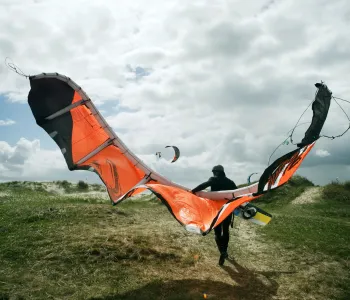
[247,172,258,185]
[155,146,180,163]
[165,145,180,163]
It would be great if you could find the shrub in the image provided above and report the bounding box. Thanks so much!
[322,182,350,203]
[57,180,70,189]
[77,180,89,190]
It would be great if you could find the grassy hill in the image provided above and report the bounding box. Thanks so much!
[0,176,349,300]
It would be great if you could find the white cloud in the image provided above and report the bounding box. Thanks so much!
[0,138,40,178]
[0,138,61,179]
[0,138,99,183]
[315,149,331,158]
[0,119,15,126]
[0,0,350,186]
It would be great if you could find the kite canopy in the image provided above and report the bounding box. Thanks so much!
[26,73,332,235]
[165,145,180,163]
[297,83,332,147]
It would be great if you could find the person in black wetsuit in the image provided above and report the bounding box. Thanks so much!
[191,165,238,266]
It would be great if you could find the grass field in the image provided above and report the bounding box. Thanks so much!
[0,177,349,300]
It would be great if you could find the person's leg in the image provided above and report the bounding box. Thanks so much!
[218,214,233,265]
[221,214,233,254]
[214,223,223,253]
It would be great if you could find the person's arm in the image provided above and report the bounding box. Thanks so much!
[191,178,213,193]
[231,181,238,190]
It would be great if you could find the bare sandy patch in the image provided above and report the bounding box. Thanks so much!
[291,187,322,205]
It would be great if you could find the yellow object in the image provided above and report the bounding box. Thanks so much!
[254,211,272,225]
[203,293,207,299]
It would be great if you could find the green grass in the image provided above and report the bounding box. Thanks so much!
[0,185,218,299]
[258,179,350,258]
[0,180,106,194]
[0,178,349,300]
[255,179,350,300]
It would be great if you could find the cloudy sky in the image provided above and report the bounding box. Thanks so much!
[0,0,350,188]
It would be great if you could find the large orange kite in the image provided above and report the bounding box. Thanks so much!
[26,73,332,235]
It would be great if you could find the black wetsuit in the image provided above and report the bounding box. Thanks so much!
[192,173,238,255]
